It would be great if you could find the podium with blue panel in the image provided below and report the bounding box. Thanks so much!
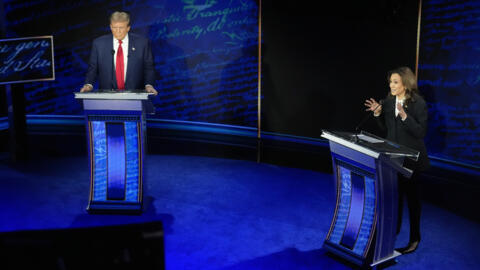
[75,91,154,213]
[321,130,419,268]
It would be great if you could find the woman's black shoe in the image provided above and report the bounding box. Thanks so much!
[395,240,420,254]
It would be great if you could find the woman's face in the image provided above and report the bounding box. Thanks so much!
[389,73,406,98]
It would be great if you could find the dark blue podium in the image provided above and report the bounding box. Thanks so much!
[75,91,154,213]
[321,130,419,268]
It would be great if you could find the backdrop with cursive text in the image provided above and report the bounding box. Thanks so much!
[2,0,259,127]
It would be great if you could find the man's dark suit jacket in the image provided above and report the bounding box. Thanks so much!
[84,33,155,90]
[376,93,430,171]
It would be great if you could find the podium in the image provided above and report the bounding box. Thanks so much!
[74,91,154,213]
[321,130,419,268]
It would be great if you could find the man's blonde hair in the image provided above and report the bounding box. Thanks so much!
[110,11,130,26]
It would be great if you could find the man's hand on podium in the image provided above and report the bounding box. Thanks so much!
[80,84,93,93]
[145,85,158,96]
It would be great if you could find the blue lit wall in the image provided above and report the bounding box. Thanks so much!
[3,0,259,127]
[419,0,480,166]
[5,0,477,167]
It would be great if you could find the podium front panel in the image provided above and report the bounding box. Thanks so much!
[322,131,403,267]
[84,99,143,111]
[75,92,152,213]
[87,114,144,212]
[324,153,377,264]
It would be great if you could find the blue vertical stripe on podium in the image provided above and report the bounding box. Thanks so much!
[125,121,140,202]
[353,175,375,255]
[106,122,126,200]
[340,172,365,249]
[329,166,352,244]
[92,121,107,201]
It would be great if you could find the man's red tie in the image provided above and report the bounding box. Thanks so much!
[116,40,125,90]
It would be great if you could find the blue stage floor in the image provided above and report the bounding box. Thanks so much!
[1,153,479,269]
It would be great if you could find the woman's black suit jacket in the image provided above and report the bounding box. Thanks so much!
[376,93,430,171]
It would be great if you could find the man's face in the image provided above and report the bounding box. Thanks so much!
[110,21,130,40]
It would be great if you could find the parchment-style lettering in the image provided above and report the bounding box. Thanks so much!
[419,0,480,165]
[3,0,259,127]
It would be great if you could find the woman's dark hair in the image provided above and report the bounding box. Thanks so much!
[387,66,419,103]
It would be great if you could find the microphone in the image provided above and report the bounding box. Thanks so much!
[111,49,115,55]
[355,99,384,132]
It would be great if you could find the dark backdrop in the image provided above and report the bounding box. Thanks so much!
[261,0,420,138]
[0,0,6,118]
[3,0,478,168]
[0,0,420,132]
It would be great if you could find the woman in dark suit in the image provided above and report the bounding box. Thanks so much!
[364,66,430,254]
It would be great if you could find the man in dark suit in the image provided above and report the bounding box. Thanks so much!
[80,11,157,95]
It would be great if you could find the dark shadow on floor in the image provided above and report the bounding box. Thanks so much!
[221,247,361,270]
[69,196,175,235]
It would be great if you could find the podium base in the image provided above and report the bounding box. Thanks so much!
[370,250,401,268]
[323,241,401,269]
[87,202,143,214]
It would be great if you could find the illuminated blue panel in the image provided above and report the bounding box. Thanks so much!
[329,166,352,244]
[92,121,107,201]
[353,175,375,255]
[125,121,140,202]
[340,172,365,249]
[418,0,480,167]
[7,1,259,127]
[0,117,8,130]
[148,1,259,126]
[106,123,126,200]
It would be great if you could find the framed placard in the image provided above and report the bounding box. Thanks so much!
[0,36,55,85]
